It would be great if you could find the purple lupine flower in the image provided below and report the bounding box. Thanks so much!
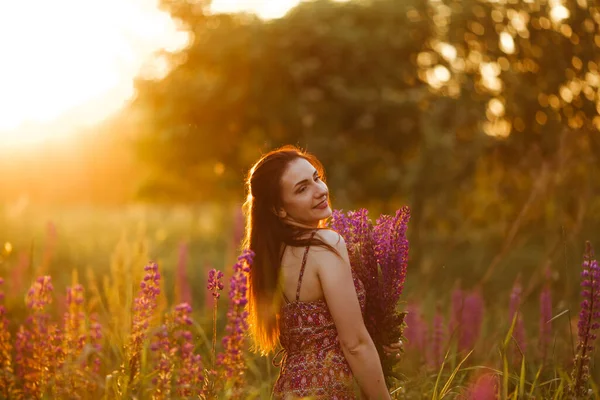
[151,324,174,399]
[0,277,16,398]
[89,313,103,375]
[14,325,32,395]
[17,276,61,398]
[63,285,86,355]
[467,373,498,400]
[330,209,352,243]
[216,250,254,397]
[449,282,485,353]
[207,268,224,377]
[509,277,526,358]
[56,284,88,397]
[331,207,410,380]
[207,269,225,300]
[539,283,552,362]
[150,304,201,399]
[128,262,161,383]
[332,209,378,296]
[331,209,378,340]
[459,290,484,353]
[26,276,54,311]
[427,305,446,369]
[374,207,410,302]
[172,303,203,397]
[175,242,192,306]
[403,303,428,356]
[569,242,600,397]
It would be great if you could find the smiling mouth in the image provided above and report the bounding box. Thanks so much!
[314,199,328,209]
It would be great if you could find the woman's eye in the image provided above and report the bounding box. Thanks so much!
[298,186,307,193]
[314,175,321,181]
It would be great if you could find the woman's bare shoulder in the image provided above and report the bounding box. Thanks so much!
[314,229,346,250]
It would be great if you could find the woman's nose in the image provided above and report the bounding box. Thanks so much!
[315,186,328,199]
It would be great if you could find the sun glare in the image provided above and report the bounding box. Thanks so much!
[0,0,343,149]
[0,0,188,149]
[211,0,303,19]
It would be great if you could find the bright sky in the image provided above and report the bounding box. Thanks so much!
[0,0,308,149]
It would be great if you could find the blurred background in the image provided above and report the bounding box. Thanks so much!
[0,0,599,326]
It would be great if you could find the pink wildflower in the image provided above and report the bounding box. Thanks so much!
[569,242,600,396]
[0,277,16,398]
[466,373,498,400]
[217,250,254,396]
[128,262,161,384]
[427,305,446,369]
[403,303,427,355]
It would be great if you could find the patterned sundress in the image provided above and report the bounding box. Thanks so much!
[272,232,367,400]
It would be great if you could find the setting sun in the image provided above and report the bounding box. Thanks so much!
[0,0,190,148]
[0,0,309,149]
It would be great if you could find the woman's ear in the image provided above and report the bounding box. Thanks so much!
[273,207,287,218]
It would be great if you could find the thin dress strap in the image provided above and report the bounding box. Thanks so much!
[295,230,317,302]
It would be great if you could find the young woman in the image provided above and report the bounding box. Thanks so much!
[243,145,402,399]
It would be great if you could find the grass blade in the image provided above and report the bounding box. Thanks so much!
[518,355,525,398]
[439,349,473,399]
[528,364,543,398]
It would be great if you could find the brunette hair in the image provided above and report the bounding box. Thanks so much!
[243,145,338,355]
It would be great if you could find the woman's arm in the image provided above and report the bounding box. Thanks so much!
[315,230,391,400]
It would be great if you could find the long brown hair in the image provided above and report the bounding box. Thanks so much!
[243,145,337,355]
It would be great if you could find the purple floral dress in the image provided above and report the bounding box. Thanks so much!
[272,235,367,400]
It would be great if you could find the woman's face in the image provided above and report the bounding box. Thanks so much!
[278,157,331,228]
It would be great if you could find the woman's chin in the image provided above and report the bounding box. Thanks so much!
[316,206,332,219]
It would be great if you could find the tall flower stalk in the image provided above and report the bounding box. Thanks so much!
[460,290,484,353]
[126,262,161,386]
[404,303,427,356]
[203,268,224,398]
[331,207,410,381]
[150,324,173,400]
[217,250,254,397]
[172,303,203,397]
[331,209,380,337]
[16,276,61,399]
[207,268,224,367]
[427,304,446,369]
[0,277,16,399]
[569,242,600,397]
[150,303,203,400]
[55,284,88,397]
[449,283,484,354]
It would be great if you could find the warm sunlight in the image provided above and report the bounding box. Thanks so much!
[0,0,188,149]
[0,0,350,149]
[211,0,302,20]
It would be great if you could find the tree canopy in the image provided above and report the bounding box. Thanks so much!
[125,0,600,286]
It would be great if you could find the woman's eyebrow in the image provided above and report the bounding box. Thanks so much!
[293,170,318,189]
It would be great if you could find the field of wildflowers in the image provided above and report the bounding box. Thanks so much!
[0,204,598,399]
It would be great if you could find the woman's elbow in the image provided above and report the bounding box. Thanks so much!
[339,334,371,355]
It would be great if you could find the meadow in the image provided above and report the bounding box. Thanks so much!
[0,202,598,399]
